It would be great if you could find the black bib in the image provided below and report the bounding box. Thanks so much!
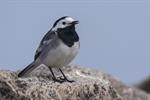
[57,25,79,47]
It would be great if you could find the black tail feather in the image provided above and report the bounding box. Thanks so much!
[18,62,35,77]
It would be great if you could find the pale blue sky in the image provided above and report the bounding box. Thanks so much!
[0,0,150,84]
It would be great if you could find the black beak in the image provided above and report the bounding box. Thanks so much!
[71,21,79,25]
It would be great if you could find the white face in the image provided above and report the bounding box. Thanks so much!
[52,17,76,31]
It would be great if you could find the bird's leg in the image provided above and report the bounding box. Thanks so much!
[48,67,64,83]
[58,68,75,83]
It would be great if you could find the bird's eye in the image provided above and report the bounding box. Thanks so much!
[62,22,66,25]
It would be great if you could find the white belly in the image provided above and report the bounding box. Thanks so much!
[43,41,79,68]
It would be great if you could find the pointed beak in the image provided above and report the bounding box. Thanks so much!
[71,20,79,25]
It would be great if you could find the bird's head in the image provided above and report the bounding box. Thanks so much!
[52,16,79,31]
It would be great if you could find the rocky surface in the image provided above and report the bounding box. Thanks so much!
[135,77,150,94]
[0,65,150,100]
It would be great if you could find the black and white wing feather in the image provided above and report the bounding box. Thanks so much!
[18,30,56,77]
[34,30,55,60]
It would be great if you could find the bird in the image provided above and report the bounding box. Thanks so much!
[18,16,80,83]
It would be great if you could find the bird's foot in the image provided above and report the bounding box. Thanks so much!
[52,77,65,83]
[59,76,75,83]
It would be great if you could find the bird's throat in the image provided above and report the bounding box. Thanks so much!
[57,25,79,47]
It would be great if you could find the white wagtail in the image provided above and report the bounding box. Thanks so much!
[18,16,80,83]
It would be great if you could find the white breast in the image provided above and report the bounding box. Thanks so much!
[43,41,80,68]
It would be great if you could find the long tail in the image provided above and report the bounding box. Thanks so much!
[18,61,37,77]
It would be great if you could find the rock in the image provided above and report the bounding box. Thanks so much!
[106,73,150,100]
[135,77,150,94]
[0,65,149,100]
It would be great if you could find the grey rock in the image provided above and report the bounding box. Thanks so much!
[0,65,149,100]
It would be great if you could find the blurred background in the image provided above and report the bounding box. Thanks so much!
[0,0,149,85]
